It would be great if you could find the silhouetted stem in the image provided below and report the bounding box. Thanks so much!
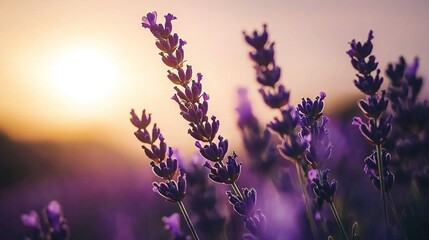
[178,201,200,240]
[296,163,319,240]
[375,143,388,226]
[329,202,349,240]
[231,182,244,200]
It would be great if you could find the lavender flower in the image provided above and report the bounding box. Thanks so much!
[364,150,395,192]
[352,116,392,145]
[347,30,395,228]
[243,210,267,240]
[21,201,69,240]
[21,211,43,240]
[45,201,69,240]
[141,11,266,239]
[153,170,187,202]
[312,169,338,203]
[227,188,257,217]
[203,152,241,184]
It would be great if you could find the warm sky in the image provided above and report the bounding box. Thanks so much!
[1,0,428,159]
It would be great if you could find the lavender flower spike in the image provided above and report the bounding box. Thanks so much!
[227,188,257,217]
[45,200,70,240]
[312,169,338,203]
[153,170,187,202]
[203,152,242,184]
[21,211,43,240]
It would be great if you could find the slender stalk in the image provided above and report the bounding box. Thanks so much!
[218,161,244,200]
[388,192,408,240]
[178,201,200,240]
[328,202,349,240]
[231,182,244,200]
[296,163,319,240]
[375,144,388,226]
[387,192,399,226]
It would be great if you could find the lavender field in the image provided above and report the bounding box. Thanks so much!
[1,1,428,240]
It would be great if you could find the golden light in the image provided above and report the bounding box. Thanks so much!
[51,49,118,106]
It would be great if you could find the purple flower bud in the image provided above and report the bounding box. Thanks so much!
[162,13,177,38]
[243,210,267,239]
[249,43,275,67]
[354,69,383,95]
[268,106,299,136]
[364,149,394,192]
[297,92,326,122]
[353,116,392,145]
[142,134,167,163]
[151,148,178,180]
[168,34,179,51]
[304,117,332,166]
[227,188,257,216]
[142,11,157,29]
[45,201,69,240]
[312,169,337,203]
[188,116,220,142]
[256,66,281,87]
[153,170,186,202]
[173,65,192,86]
[278,133,307,163]
[195,135,228,162]
[174,78,202,104]
[357,91,388,119]
[347,30,374,59]
[203,152,241,184]
[21,210,43,240]
[130,109,151,130]
[259,85,290,109]
[386,57,406,87]
[243,24,269,50]
[21,210,40,229]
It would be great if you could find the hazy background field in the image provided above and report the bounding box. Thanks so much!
[1,1,428,239]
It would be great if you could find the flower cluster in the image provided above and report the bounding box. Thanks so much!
[142,12,242,185]
[130,109,186,202]
[21,201,69,240]
[245,24,349,240]
[312,169,338,203]
[385,57,429,182]
[243,25,306,169]
[347,31,395,192]
[364,149,395,192]
[297,92,333,169]
[227,188,267,240]
[142,11,266,239]
[236,88,280,177]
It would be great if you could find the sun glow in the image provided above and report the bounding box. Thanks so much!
[51,49,118,105]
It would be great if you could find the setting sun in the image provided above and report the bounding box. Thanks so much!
[51,49,118,105]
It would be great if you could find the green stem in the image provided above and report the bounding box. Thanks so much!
[231,182,244,200]
[296,163,319,240]
[387,192,399,226]
[388,192,408,240]
[375,144,388,226]
[329,201,349,240]
[178,201,200,240]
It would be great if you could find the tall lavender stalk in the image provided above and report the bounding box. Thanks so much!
[140,12,267,239]
[347,31,395,228]
[245,25,351,240]
[243,25,319,239]
[130,109,200,240]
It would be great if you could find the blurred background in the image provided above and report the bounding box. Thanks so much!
[1,0,428,239]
